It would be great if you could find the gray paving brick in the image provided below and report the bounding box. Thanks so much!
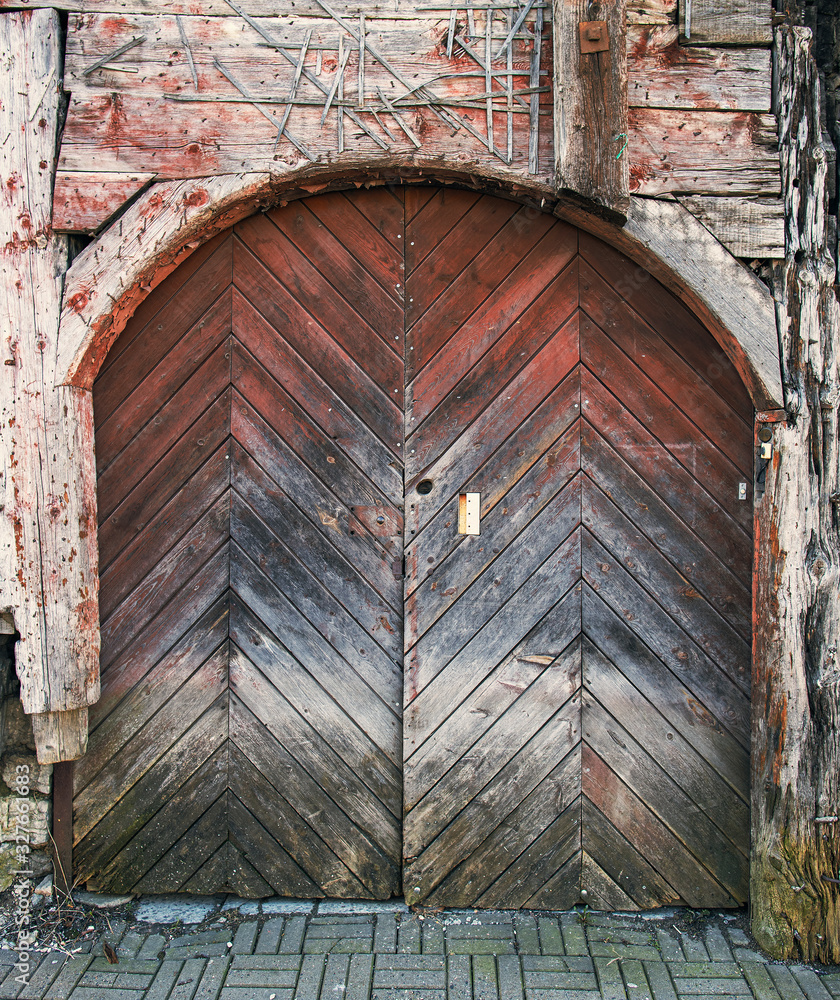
[498,954,524,1000]
[230,921,258,955]
[523,990,602,999]
[44,955,94,999]
[145,959,186,1000]
[376,955,446,971]
[307,921,372,938]
[256,918,285,955]
[514,914,540,955]
[78,970,154,988]
[116,932,146,959]
[473,954,501,1000]
[422,918,445,955]
[740,963,784,1000]
[703,929,733,962]
[671,964,742,978]
[230,955,302,970]
[219,990,294,1000]
[448,938,515,955]
[374,914,398,954]
[674,979,752,995]
[295,953,326,998]
[656,933,684,963]
[567,957,595,973]
[371,991,445,999]
[594,955,628,1000]
[279,916,307,955]
[346,954,374,1000]
[88,957,161,974]
[679,937,710,962]
[523,971,599,990]
[448,954,472,998]
[194,955,231,1000]
[734,949,766,964]
[138,934,167,960]
[18,953,66,998]
[398,916,422,954]
[62,989,146,999]
[449,925,515,940]
[164,943,230,961]
[725,930,751,949]
[591,929,657,947]
[522,958,570,972]
[823,975,840,1000]
[374,966,447,988]
[622,959,653,1000]
[590,943,661,961]
[645,962,678,1000]
[322,954,351,996]
[170,957,208,1000]
[539,918,565,956]
[790,969,835,1000]
[171,930,231,948]
[560,914,588,955]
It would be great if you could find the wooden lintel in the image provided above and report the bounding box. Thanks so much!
[31,708,89,764]
[52,760,74,898]
[553,0,630,219]
[755,408,787,423]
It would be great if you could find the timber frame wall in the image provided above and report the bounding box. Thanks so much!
[0,0,838,963]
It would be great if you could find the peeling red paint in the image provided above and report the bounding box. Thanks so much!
[183,188,209,208]
[67,290,89,314]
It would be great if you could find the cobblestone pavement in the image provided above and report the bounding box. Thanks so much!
[1,898,838,1000]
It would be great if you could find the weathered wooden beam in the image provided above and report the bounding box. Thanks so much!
[677,195,784,257]
[678,0,772,46]
[751,25,840,965]
[553,0,629,217]
[32,710,88,765]
[53,171,156,233]
[0,10,99,760]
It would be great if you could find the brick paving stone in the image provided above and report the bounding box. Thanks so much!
[673,979,752,995]
[740,963,784,1000]
[87,958,160,974]
[644,962,678,1000]
[447,954,472,997]
[230,921,258,955]
[657,932,684,963]
[703,929,733,962]
[398,916,422,955]
[374,966,447,989]
[219,991,294,1000]
[376,956,446,972]
[171,930,231,948]
[767,968,808,1000]
[295,953,326,998]
[447,939,515,956]
[164,944,231,961]
[346,954,374,1000]
[422,918,445,955]
[138,936,167,961]
[679,937,710,962]
[622,959,653,1000]
[523,970,600,991]
[115,933,146,960]
[229,955,302,970]
[170,957,208,1000]
[823,975,840,999]
[539,919,565,956]
[514,915,540,955]
[725,930,751,949]
[61,989,147,999]
[374,914,398,954]
[591,929,658,948]
[307,922,372,939]
[145,960,185,1000]
[256,918,285,955]
[77,970,153,988]
[498,954,524,1000]
[473,954,500,1000]
[566,957,595,973]
[522,958,570,972]
[734,949,766,964]
[279,916,306,955]
[44,955,94,1000]
[18,953,65,999]
[523,990,602,999]
[790,968,835,1000]
[449,926,515,940]
[594,955,628,1000]
[590,943,662,961]
[671,964,742,978]
[321,954,351,997]
[371,991,445,999]
[193,955,231,1000]
[560,915,588,955]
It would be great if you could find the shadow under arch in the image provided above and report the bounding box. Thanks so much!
[56,168,783,410]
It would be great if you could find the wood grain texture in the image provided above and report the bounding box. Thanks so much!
[678,0,772,46]
[0,9,99,761]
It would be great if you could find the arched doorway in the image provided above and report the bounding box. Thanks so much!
[76,186,752,908]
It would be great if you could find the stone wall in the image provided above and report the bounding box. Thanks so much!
[0,633,53,891]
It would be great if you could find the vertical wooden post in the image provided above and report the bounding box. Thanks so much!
[751,25,840,964]
[0,9,100,763]
[52,761,74,899]
[553,0,629,218]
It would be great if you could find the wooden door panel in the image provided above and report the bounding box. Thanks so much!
[83,187,751,909]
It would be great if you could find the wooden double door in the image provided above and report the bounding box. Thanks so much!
[80,187,752,908]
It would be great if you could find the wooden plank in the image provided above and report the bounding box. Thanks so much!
[0,10,100,737]
[677,0,772,46]
[553,0,629,216]
[525,850,582,908]
[53,171,156,233]
[628,27,771,111]
[584,697,747,902]
[677,195,785,257]
[628,108,779,195]
[580,850,639,910]
[582,586,749,797]
[230,695,399,895]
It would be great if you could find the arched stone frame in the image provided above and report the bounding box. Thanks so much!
[52,166,784,909]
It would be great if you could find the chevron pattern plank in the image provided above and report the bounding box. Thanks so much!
[81,190,406,897]
[80,187,752,910]
[402,190,751,910]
